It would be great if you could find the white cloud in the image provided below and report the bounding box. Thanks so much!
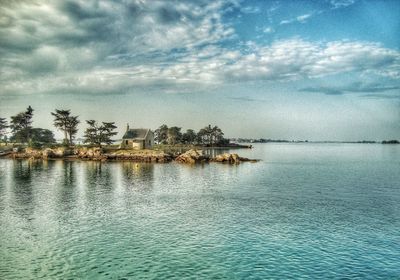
[135,39,400,83]
[296,14,312,22]
[2,38,399,98]
[241,6,261,14]
[263,27,275,33]
[0,1,399,98]
[0,0,236,64]
[330,0,356,9]
[280,11,321,25]
[279,19,292,25]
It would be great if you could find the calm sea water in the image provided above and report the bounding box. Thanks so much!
[0,143,399,279]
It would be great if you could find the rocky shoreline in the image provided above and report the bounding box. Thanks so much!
[2,147,259,164]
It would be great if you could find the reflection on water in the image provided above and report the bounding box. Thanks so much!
[11,160,36,220]
[202,148,231,158]
[85,161,113,187]
[61,161,75,187]
[121,162,154,191]
[56,161,77,218]
[0,144,400,279]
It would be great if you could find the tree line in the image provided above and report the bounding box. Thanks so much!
[0,106,229,148]
[154,124,228,146]
[0,106,117,148]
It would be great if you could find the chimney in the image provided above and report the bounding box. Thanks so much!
[126,123,130,132]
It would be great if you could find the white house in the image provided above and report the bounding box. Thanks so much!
[120,124,154,150]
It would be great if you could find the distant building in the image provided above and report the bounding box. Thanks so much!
[120,124,154,149]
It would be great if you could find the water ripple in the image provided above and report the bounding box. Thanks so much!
[0,144,400,279]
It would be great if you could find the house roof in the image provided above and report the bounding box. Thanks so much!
[122,128,150,140]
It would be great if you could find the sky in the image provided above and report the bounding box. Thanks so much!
[0,0,399,141]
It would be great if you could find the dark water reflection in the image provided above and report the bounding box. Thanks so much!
[56,161,78,219]
[121,162,154,190]
[11,160,37,221]
[0,144,400,279]
[202,148,231,158]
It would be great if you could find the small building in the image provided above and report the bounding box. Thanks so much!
[120,124,154,150]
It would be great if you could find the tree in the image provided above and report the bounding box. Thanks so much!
[211,125,224,145]
[66,116,80,145]
[167,126,182,145]
[30,128,56,145]
[197,124,225,146]
[10,106,34,143]
[198,125,213,145]
[83,120,99,146]
[155,124,168,144]
[83,120,117,147]
[0,117,8,143]
[99,122,118,145]
[182,129,197,144]
[51,109,70,144]
[51,109,79,145]
[197,128,206,145]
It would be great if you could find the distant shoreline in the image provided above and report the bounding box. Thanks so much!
[230,140,400,144]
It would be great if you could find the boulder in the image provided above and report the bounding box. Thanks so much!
[213,153,240,164]
[74,147,104,160]
[42,148,55,158]
[23,148,43,159]
[43,147,73,158]
[175,149,210,164]
[212,153,258,164]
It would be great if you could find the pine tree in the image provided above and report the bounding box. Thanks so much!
[10,106,34,143]
[83,120,99,146]
[66,116,80,145]
[99,122,118,145]
[83,120,117,147]
[0,117,8,142]
[51,109,79,145]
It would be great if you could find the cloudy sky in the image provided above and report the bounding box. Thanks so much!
[0,0,399,140]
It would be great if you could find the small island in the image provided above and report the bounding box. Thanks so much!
[0,106,257,164]
[2,147,257,164]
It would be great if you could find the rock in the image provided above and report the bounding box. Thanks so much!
[174,150,258,164]
[6,146,258,164]
[213,153,239,164]
[75,147,103,159]
[175,149,210,164]
[42,148,55,158]
[23,148,43,159]
[8,147,76,159]
[212,153,258,164]
[101,150,173,163]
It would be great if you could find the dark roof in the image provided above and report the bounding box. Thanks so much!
[122,128,150,140]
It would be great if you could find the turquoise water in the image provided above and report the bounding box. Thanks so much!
[0,143,399,279]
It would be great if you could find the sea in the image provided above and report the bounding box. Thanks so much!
[0,143,399,279]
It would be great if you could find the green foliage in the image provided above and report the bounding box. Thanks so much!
[51,109,80,145]
[66,116,79,144]
[0,117,8,142]
[182,129,197,144]
[197,124,224,146]
[27,128,56,148]
[167,126,182,145]
[10,106,34,143]
[155,124,168,144]
[100,122,118,145]
[155,124,228,146]
[83,120,98,145]
[31,128,56,143]
[217,137,230,145]
[83,120,118,147]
